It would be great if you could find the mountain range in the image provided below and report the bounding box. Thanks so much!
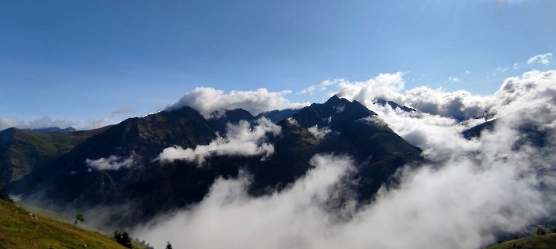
[0,96,477,227]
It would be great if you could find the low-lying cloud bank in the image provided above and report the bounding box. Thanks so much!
[166,87,308,119]
[131,68,556,249]
[158,118,281,164]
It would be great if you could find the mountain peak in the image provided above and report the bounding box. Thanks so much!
[324,95,347,106]
[284,95,377,129]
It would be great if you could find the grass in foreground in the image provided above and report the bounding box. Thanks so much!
[489,233,556,249]
[0,199,126,249]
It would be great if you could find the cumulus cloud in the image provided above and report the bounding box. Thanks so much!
[158,118,281,164]
[333,68,556,123]
[166,87,308,119]
[527,53,552,66]
[86,155,133,171]
[334,72,491,121]
[0,116,108,131]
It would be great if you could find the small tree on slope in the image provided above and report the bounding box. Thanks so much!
[0,184,13,203]
[74,213,85,225]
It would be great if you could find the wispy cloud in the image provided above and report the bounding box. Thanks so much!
[447,77,460,83]
[298,80,337,95]
[489,52,552,79]
[112,108,135,114]
[86,155,133,171]
[307,125,332,140]
[527,53,553,66]
[496,67,510,73]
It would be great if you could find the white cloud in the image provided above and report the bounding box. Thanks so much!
[286,117,300,126]
[307,125,331,140]
[298,80,337,95]
[333,69,556,123]
[0,117,21,131]
[158,118,281,164]
[465,70,472,75]
[447,77,460,83]
[497,67,510,73]
[527,53,552,66]
[334,72,491,121]
[166,87,308,119]
[85,155,133,171]
[335,72,406,105]
[133,154,356,249]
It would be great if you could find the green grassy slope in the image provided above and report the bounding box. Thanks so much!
[489,234,556,249]
[0,199,129,249]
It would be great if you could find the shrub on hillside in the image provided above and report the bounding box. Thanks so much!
[0,184,13,203]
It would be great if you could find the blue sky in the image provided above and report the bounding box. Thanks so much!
[1,0,555,128]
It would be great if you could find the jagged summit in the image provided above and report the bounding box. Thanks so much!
[324,94,344,105]
[287,95,376,129]
[374,98,417,113]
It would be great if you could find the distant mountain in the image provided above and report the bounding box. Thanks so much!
[463,118,551,149]
[9,106,218,207]
[0,127,108,183]
[374,98,417,113]
[27,127,77,133]
[462,119,497,139]
[8,96,424,227]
